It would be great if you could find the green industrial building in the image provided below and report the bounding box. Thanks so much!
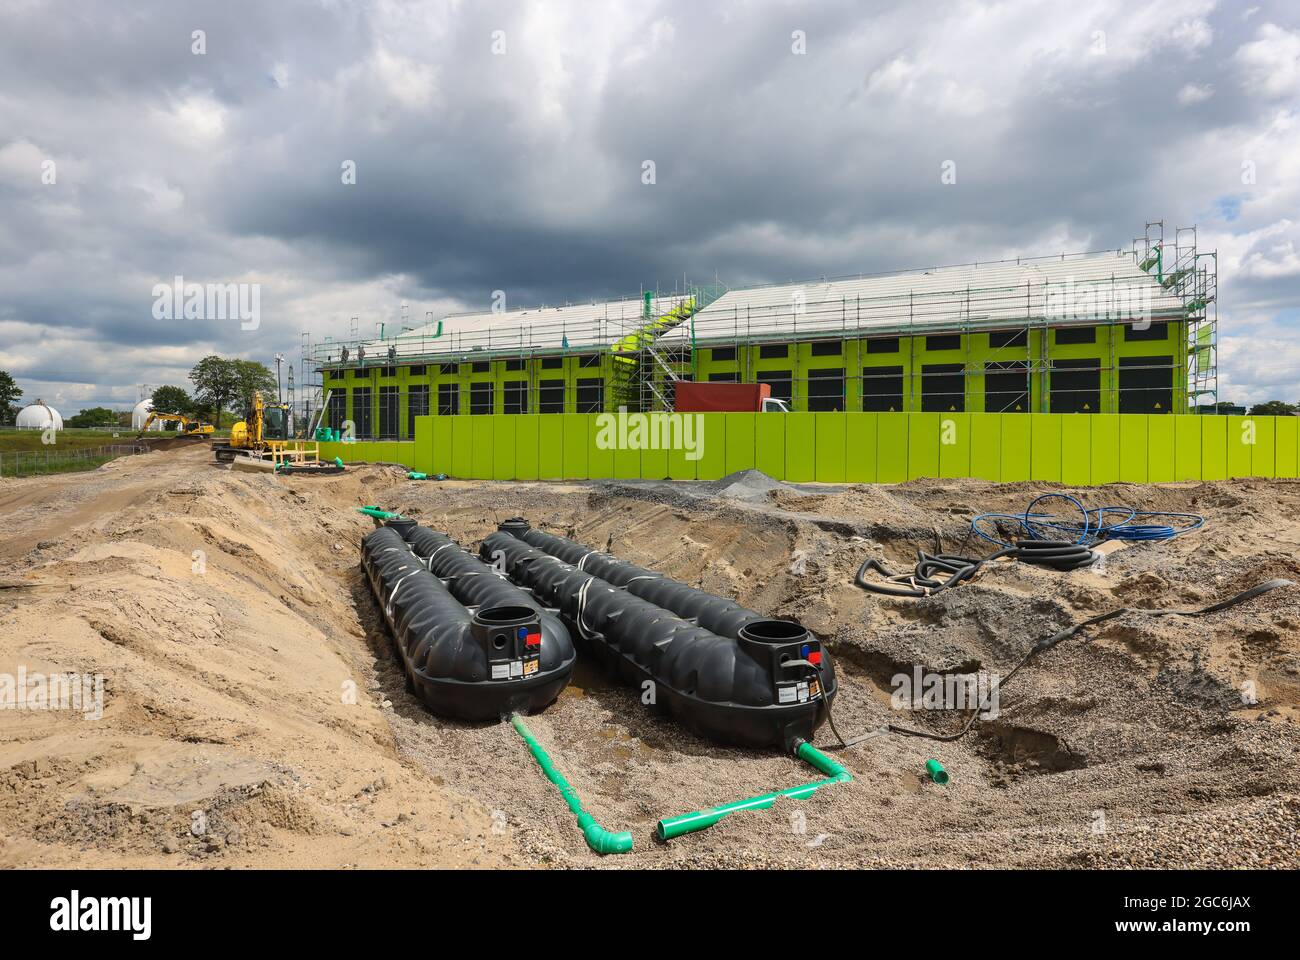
[309,224,1217,439]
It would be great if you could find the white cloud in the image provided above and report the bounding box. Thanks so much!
[1177,82,1215,105]
[1235,23,1300,99]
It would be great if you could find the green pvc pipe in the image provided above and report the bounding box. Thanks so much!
[510,714,633,856]
[926,758,950,785]
[357,505,403,520]
[655,740,852,842]
[407,471,428,480]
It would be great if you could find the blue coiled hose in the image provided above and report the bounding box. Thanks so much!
[972,493,1204,548]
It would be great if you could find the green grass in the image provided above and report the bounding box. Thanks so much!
[0,428,133,453]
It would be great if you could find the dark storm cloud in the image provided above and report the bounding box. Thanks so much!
[0,0,1298,412]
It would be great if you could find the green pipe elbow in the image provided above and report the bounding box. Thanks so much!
[510,714,632,856]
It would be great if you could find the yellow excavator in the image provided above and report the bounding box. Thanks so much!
[136,412,215,439]
[213,391,344,474]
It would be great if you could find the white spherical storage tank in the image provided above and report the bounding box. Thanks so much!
[132,398,162,431]
[15,401,63,431]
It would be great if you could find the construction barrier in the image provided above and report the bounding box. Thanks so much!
[317,412,1300,485]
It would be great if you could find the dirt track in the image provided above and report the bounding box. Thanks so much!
[1,445,1297,868]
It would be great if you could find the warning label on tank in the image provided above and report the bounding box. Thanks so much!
[509,660,523,678]
[809,678,821,699]
[491,663,509,680]
[523,659,539,676]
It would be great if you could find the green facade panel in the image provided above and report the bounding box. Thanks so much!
[755,414,786,480]
[1146,416,1175,483]
[785,413,815,482]
[1226,416,1252,479]
[1201,415,1227,480]
[907,412,940,480]
[815,412,847,482]
[1275,417,1299,479]
[969,413,1001,481]
[938,413,971,479]
[1030,415,1062,482]
[1000,415,1031,481]
[492,415,516,480]
[724,413,757,476]
[515,415,540,480]
[845,412,878,483]
[1119,415,1147,482]
[562,414,589,479]
[1061,417,1091,485]
[538,417,564,479]
[1090,415,1119,484]
[1174,415,1201,481]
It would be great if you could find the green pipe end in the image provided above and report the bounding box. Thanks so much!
[926,758,950,785]
[796,740,853,783]
[407,471,428,480]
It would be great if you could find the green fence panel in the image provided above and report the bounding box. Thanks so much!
[815,412,847,482]
[414,416,434,473]
[1226,416,1252,479]
[431,416,454,475]
[1174,415,1202,481]
[907,412,940,480]
[969,413,1001,481]
[562,414,590,479]
[845,412,878,483]
[492,415,516,480]
[538,416,564,479]
[785,413,816,482]
[755,413,786,480]
[1251,417,1276,477]
[938,413,971,479]
[641,436,669,479]
[1146,416,1175,482]
[1090,415,1119,484]
[451,416,473,478]
[695,413,727,481]
[724,413,757,476]
[1275,416,1299,479]
[1061,417,1091,485]
[1000,415,1030,481]
[1119,415,1147,483]
[1030,414,1062,482]
[1201,415,1227,480]
[470,417,494,479]
[877,413,909,483]
[588,414,615,479]
[514,415,540,480]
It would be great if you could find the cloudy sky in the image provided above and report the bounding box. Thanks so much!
[1,0,1298,413]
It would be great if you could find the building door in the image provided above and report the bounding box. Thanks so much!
[985,361,1029,412]
[1119,356,1174,413]
[1050,359,1100,413]
[921,364,964,412]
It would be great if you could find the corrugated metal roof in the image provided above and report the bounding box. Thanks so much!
[659,250,1185,344]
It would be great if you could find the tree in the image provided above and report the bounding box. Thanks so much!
[189,356,240,422]
[66,406,119,428]
[1248,400,1299,417]
[0,369,21,425]
[150,385,193,417]
[189,357,278,424]
[230,359,279,409]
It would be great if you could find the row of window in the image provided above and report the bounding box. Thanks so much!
[718,357,1175,413]
[333,354,604,380]
[702,323,1171,362]
[327,379,608,437]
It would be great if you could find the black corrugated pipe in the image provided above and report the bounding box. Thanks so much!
[361,524,574,720]
[481,530,834,751]
[494,521,836,694]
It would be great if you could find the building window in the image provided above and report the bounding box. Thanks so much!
[504,359,525,371]
[407,384,429,436]
[759,343,789,359]
[538,379,565,414]
[807,369,844,412]
[866,337,900,354]
[862,366,904,412]
[351,368,366,379]
[985,361,1029,413]
[1054,326,1097,345]
[352,387,372,437]
[437,382,460,416]
[378,386,399,437]
[578,354,601,368]
[439,363,457,376]
[379,366,396,378]
[1050,358,1100,413]
[541,357,563,369]
[1119,356,1173,413]
[504,380,529,414]
[576,377,604,413]
[327,391,346,430]
[470,381,494,415]
[1123,321,1169,342]
[925,334,962,352]
[710,346,737,362]
[921,364,964,412]
[810,340,842,357]
[408,365,426,377]
[663,347,690,364]
[471,361,489,373]
[989,329,1027,349]
[708,372,739,382]
[756,370,792,404]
